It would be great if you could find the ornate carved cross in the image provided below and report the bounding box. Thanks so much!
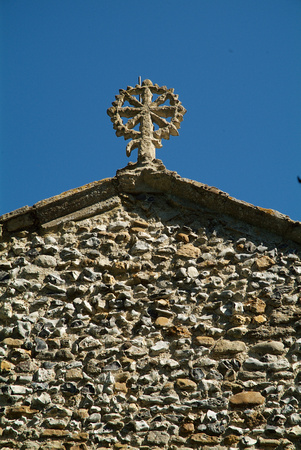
[107,79,186,164]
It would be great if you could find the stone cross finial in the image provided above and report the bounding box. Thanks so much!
[107,79,186,164]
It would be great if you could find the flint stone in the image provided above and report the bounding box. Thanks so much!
[43,417,68,429]
[242,436,257,446]
[188,398,228,410]
[35,338,48,352]
[83,237,100,248]
[150,340,169,354]
[187,266,199,278]
[20,443,40,450]
[44,274,64,285]
[60,248,82,260]
[207,422,225,435]
[34,368,55,382]
[55,349,74,360]
[88,413,102,423]
[131,241,151,254]
[12,279,31,291]
[160,358,179,368]
[20,265,40,279]
[228,425,244,435]
[135,420,149,431]
[0,271,10,282]
[244,358,266,371]
[10,385,32,395]
[288,425,301,436]
[251,341,285,355]
[190,368,205,381]
[15,321,31,338]
[35,255,57,268]
[140,395,164,405]
[108,220,130,231]
[127,345,148,357]
[61,382,79,395]
[267,359,290,371]
[212,339,246,355]
[146,431,169,445]
[32,392,52,407]
[290,413,301,425]
[230,391,265,407]
[103,361,121,371]
[78,336,101,351]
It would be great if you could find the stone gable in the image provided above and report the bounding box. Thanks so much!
[1,162,301,449]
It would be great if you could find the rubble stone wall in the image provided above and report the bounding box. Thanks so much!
[1,191,301,450]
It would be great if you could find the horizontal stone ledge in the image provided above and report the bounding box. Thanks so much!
[0,178,118,233]
[2,163,301,245]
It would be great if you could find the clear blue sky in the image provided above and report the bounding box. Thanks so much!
[1,0,301,221]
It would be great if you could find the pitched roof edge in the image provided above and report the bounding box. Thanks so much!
[116,162,301,245]
[0,178,118,233]
[1,162,301,245]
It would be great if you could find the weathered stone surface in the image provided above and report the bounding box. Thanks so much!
[40,429,69,438]
[180,422,195,434]
[0,360,15,373]
[190,433,220,444]
[250,341,285,355]
[175,379,197,390]
[229,391,265,406]
[176,244,201,259]
[35,255,57,268]
[0,162,301,449]
[146,431,170,445]
[194,336,215,347]
[245,298,266,314]
[6,406,39,418]
[2,338,24,347]
[154,316,171,326]
[107,79,186,163]
[212,339,247,355]
[114,382,127,393]
[66,368,83,380]
[150,340,169,354]
[253,255,275,270]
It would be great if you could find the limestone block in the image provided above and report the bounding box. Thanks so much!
[229,391,265,406]
[176,244,201,259]
[190,433,221,444]
[194,336,215,347]
[250,341,285,355]
[146,430,170,445]
[175,379,197,390]
[212,339,247,355]
[35,255,57,268]
[253,255,275,270]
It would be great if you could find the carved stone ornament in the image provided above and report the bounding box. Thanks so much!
[107,79,186,164]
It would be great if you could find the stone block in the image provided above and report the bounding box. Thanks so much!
[229,391,265,407]
[176,244,201,259]
[146,431,169,445]
[175,379,197,391]
[212,339,247,355]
